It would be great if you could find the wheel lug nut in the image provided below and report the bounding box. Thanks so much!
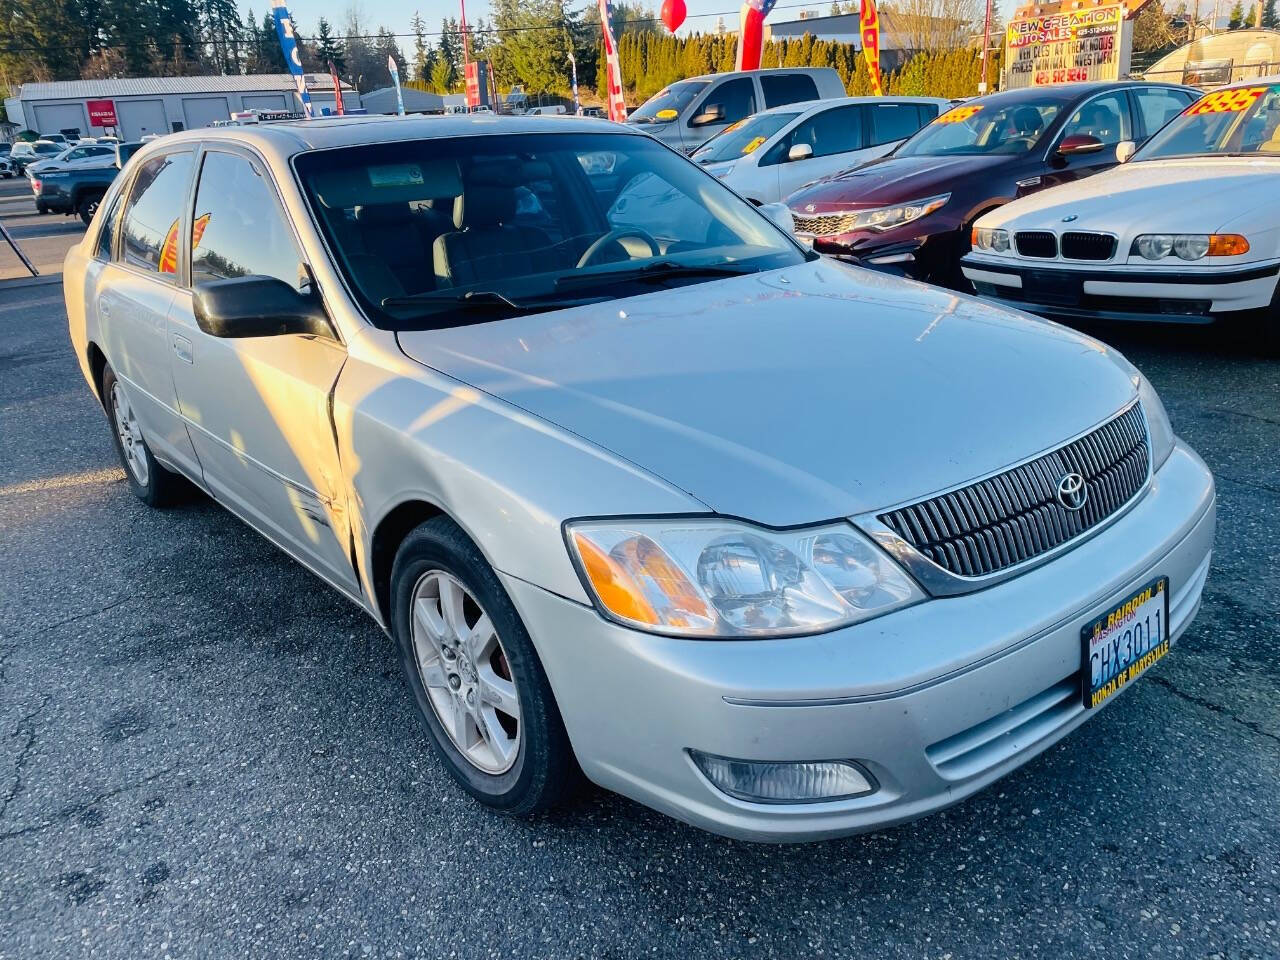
[466,689,476,707]
[448,674,461,690]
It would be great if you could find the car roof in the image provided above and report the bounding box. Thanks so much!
[130,114,640,163]
[1219,73,1280,88]
[970,81,1191,108]
[756,95,949,117]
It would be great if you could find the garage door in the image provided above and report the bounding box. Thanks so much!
[242,93,289,112]
[32,103,88,138]
[182,96,230,130]
[117,99,168,140]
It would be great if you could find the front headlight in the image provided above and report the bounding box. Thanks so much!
[1132,233,1249,261]
[1137,373,1175,472]
[972,226,1010,252]
[844,194,949,234]
[565,519,924,638]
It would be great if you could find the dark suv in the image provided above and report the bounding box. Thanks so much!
[786,82,1200,286]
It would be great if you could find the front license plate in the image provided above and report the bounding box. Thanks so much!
[1080,577,1170,709]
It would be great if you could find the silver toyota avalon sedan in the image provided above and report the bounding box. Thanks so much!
[64,115,1215,842]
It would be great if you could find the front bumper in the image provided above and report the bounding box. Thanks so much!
[504,441,1215,842]
[963,256,1280,322]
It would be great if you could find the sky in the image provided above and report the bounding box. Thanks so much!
[288,0,1018,52]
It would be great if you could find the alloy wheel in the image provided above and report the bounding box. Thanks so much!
[409,570,521,774]
[110,380,149,486]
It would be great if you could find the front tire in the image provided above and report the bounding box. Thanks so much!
[101,364,185,507]
[390,516,577,816]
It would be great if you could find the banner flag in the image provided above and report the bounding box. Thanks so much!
[388,55,406,115]
[329,60,345,115]
[735,0,779,71]
[598,0,628,122]
[270,0,314,119]
[860,0,883,95]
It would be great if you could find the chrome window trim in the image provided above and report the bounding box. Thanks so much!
[853,399,1152,597]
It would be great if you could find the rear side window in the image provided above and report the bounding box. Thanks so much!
[761,74,820,108]
[119,152,194,278]
[190,151,304,292]
[869,103,929,146]
[695,77,757,127]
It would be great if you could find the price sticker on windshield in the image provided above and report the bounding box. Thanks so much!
[1185,86,1269,115]
[741,136,767,154]
[936,104,983,124]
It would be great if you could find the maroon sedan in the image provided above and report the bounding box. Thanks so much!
[787,82,1199,287]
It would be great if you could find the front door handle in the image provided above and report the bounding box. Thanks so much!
[172,334,192,364]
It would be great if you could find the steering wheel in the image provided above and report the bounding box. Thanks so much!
[576,227,660,268]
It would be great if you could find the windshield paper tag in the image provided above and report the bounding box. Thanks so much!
[936,104,983,124]
[741,136,767,154]
[1185,87,1269,116]
[368,164,425,188]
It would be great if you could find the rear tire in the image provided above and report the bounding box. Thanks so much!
[390,516,578,816]
[100,364,186,507]
[78,193,103,226]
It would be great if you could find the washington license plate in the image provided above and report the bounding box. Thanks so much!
[1080,577,1170,709]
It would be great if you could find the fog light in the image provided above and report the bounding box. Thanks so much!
[690,751,875,803]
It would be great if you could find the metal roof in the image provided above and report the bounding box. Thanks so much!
[19,74,354,101]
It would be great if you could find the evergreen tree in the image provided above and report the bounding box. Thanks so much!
[313,17,345,73]
[410,11,433,82]
[1265,0,1277,26]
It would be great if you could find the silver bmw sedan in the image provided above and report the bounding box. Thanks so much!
[63,115,1215,842]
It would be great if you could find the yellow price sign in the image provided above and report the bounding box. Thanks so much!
[741,136,767,154]
[655,108,678,120]
[936,104,983,124]
[1185,86,1269,116]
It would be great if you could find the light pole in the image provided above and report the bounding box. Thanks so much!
[980,0,993,94]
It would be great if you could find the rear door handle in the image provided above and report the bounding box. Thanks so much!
[172,334,192,364]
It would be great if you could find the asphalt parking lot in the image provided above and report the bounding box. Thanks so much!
[1,282,1277,959]
[0,176,87,281]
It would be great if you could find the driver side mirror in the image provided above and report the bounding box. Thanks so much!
[1057,133,1106,157]
[1115,140,1137,163]
[758,201,796,236]
[787,143,814,162]
[193,275,333,339]
[691,103,725,127]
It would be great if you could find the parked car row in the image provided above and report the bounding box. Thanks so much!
[27,141,141,224]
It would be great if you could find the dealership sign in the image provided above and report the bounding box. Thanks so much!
[86,99,118,127]
[1004,5,1132,89]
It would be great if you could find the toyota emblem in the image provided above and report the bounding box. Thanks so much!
[1056,472,1088,511]
[805,204,816,213]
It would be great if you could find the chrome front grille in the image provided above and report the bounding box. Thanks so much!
[877,403,1149,580]
[791,211,859,237]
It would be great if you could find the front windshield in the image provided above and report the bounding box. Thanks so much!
[295,132,806,330]
[1136,84,1280,160]
[896,99,1064,157]
[34,143,62,155]
[691,112,801,164]
[629,80,709,123]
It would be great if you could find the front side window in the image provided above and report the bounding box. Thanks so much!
[765,105,864,165]
[190,151,304,291]
[694,78,757,127]
[119,152,194,278]
[295,132,806,330]
[897,98,1066,157]
[1058,92,1131,147]
[1133,88,1195,138]
[760,74,819,108]
[1136,84,1280,159]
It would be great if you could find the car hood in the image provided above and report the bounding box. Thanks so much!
[787,154,1010,211]
[977,157,1280,234]
[396,259,1137,526]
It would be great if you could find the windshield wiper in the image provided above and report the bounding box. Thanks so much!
[554,259,751,292]
[381,288,605,315]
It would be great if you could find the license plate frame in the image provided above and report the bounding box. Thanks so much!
[1079,576,1170,710]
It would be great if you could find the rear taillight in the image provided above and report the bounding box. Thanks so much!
[30,179,41,192]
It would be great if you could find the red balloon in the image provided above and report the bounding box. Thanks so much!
[661,0,687,33]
